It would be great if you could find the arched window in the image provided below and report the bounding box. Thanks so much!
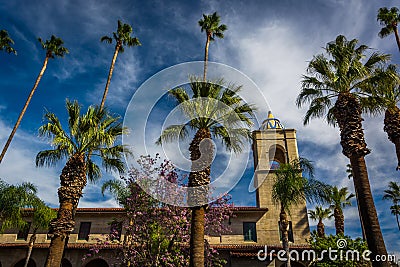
[85,259,109,267]
[268,145,286,169]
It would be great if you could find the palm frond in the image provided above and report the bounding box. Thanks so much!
[86,159,101,182]
[156,124,188,145]
[36,148,68,167]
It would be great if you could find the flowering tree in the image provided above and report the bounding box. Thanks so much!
[86,155,233,267]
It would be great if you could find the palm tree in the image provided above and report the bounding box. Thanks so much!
[308,206,332,237]
[296,35,391,267]
[326,186,355,235]
[100,20,140,110]
[0,179,55,267]
[383,181,400,231]
[362,65,400,170]
[0,29,16,55]
[198,12,227,81]
[0,179,37,231]
[0,35,68,164]
[36,100,130,267]
[272,158,328,267]
[23,200,56,267]
[377,7,400,51]
[157,78,254,267]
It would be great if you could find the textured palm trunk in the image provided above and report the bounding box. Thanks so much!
[383,107,400,170]
[353,183,366,240]
[280,207,291,267]
[317,220,325,238]
[334,93,389,267]
[0,56,49,164]
[44,153,87,267]
[333,207,344,235]
[396,213,400,231]
[203,33,211,81]
[189,128,212,267]
[24,228,37,267]
[100,42,121,110]
[394,27,400,52]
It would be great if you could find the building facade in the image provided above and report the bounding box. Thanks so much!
[0,113,311,267]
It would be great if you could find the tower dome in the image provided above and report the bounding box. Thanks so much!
[260,111,284,130]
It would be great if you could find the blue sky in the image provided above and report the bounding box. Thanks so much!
[0,0,399,258]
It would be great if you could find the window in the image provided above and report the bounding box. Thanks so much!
[278,221,294,243]
[17,222,31,240]
[110,221,122,241]
[78,222,91,241]
[243,222,257,242]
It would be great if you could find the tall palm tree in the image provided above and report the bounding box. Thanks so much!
[0,29,17,55]
[308,206,332,238]
[377,7,400,51]
[100,20,140,110]
[36,100,130,267]
[383,181,400,231]
[198,12,227,81]
[272,158,328,267]
[326,186,355,235]
[0,35,68,164]
[296,35,391,267]
[157,78,254,267]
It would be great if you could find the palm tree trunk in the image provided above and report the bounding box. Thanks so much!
[350,156,390,267]
[334,93,389,267]
[396,213,400,231]
[100,42,121,110]
[317,219,325,238]
[383,108,400,170]
[394,28,400,52]
[190,206,205,267]
[0,56,49,164]
[280,207,291,267]
[188,128,213,267]
[24,228,37,267]
[334,208,344,235]
[203,34,210,81]
[44,153,87,267]
[354,186,366,240]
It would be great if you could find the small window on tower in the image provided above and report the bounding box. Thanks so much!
[243,222,257,242]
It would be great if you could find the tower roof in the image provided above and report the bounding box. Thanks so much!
[260,111,284,130]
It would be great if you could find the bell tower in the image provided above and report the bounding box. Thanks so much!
[252,112,310,244]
